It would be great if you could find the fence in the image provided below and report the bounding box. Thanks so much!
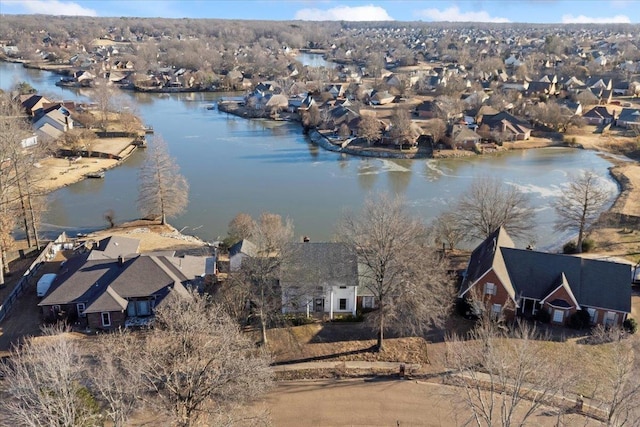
[0,233,68,324]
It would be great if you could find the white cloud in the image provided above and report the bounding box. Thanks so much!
[4,0,97,16]
[294,4,393,21]
[562,13,631,24]
[415,6,510,23]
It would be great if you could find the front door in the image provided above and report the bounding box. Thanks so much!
[314,298,325,312]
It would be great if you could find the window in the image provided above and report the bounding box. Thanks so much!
[136,300,151,316]
[587,308,598,324]
[553,309,565,323]
[362,296,375,309]
[491,303,502,315]
[339,298,347,310]
[604,311,618,326]
[127,300,152,317]
[101,312,111,327]
[77,303,86,318]
[484,282,496,295]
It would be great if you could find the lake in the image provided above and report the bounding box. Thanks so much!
[0,62,619,249]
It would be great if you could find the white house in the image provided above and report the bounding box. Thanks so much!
[280,242,358,318]
[229,239,257,272]
[33,109,73,134]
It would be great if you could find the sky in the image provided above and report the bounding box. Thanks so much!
[0,0,638,24]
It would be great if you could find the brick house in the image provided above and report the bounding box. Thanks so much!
[458,227,631,326]
[39,236,215,329]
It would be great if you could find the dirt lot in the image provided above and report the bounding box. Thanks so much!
[258,378,597,427]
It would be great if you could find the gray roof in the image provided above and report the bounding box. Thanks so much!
[460,227,631,313]
[229,239,257,258]
[39,253,207,311]
[88,236,140,260]
[281,242,358,288]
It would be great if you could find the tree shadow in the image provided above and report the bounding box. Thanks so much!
[271,345,378,366]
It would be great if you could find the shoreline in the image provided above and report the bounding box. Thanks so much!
[35,142,139,195]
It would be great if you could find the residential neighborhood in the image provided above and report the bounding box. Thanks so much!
[0,8,639,427]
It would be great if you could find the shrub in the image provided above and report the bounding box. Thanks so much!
[563,241,577,254]
[623,318,637,334]
[535,309,551,323]
[563,239,595,254]
[569,309,591,329]
[330,313,364,323]
[581,238,595,253]
[281,315,314,327]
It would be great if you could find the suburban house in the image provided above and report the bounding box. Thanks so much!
[33,108,74,134]
[19,94,51,116]
[446,123,480,150]
[458,227,631,326]
[280,242,359,318]
[616,108,640,129]
[582,106,615,125]
[38,236,215,329]
[229,239,257,271]
[480,111,532,141]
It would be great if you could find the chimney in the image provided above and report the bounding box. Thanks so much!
[118,255,124,266]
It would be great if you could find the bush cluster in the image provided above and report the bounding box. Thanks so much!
[562,238,595,254]
[623,318,637,334]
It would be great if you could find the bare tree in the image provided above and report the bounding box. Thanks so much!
[388,107,413,145]
[431,211,465,250]
[0,93,47,265]
[336,193,453,351]
[445,318,576,427]
[127,291,272,426]
[425,118,447,144]
[588,326,640,426]
[452,176,535,242]
[0,325,101,426]
[553,170,610,253]
[357,113,382,145]
[227,212,255,244]
[227,212,295,344]
[137,135,189,225]
[93,77,115,129]
[90,330,142,427]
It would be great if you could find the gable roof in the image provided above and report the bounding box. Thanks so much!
[481,111,531,135]
[281,242,358,287]
[229,239,257,258]
[460,228,632,313]
[618,108,640,123]
[88,236,141,260]
[39,252,205,310]
[583,106,614,120]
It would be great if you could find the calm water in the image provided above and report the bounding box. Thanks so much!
[0,62,619,249]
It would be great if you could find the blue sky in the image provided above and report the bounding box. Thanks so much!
[1,0,638,24]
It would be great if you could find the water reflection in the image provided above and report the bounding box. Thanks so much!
[0,62,620,248]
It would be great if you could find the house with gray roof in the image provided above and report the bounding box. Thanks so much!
[39,237,214,330]
[229,239,257,271]
[616,108,640,129]
[459,227,631,326]
[280,242,358,318]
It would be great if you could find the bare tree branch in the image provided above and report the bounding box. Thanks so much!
[137,135,189,225]
[553,170,611,253]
